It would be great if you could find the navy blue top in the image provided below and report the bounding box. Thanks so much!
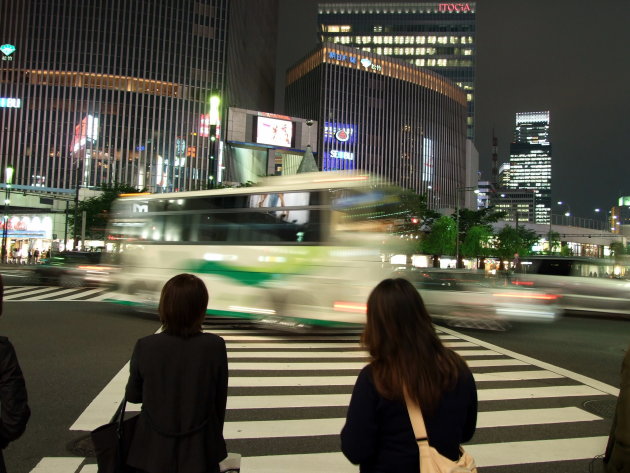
[341,363,477,472]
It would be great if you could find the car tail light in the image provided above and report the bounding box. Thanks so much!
[333,302,367,313]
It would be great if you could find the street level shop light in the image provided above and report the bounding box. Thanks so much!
[2,165,14,263]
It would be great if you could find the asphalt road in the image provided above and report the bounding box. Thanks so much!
[0,292,626,473]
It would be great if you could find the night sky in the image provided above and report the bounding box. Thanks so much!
[275,0,630,221]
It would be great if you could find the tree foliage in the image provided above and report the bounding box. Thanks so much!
[421,215,456,266]
[494,224,539,266]
[460,224,493,260]
[69,183,145,241]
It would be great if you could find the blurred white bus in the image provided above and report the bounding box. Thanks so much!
[104,172,402,328]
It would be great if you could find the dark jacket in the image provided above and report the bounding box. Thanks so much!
[341,364,477,473]
[0,337,30,473]
[605,345,630,473]
[125,331,228,473]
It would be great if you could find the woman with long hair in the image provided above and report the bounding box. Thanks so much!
[341,278,477,472]
[125,273,228,473]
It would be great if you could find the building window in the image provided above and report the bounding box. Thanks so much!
[449,36,459,44]
[373,36,383,44]
[383,36,393,44]
[463,49,473,56]
[416,36,426,44]
[438,36,448,44]
[437,59,447,66]
[415,59,426,67]
[428,36,437,44]
[374,26,383,32]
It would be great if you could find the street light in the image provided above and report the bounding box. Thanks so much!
[455,186,479,269]
[1,165,14,263]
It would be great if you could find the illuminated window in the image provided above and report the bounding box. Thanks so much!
[394,36,404,44]
[340,36,351,44]
[466,93,473,102]
[376,47,383,54]
[461,37,467,44]
[340,25,351,32]
[428,36,437,44]
[437,59,447,66]
[427,47,436,55]
[416,36,426,44]
[361,36,371,44]
[374,26,383,32]
[362,47,371,52]
[449,36,459,44]
[394,47,402,55]
[427,59,437,66]
[384,47,393,54]
[405,36,414,44]
[463,49,473,56]
[373,36,383,44]
[405,47,414,55]
[327,26,340,32]
[333,37,340,43]
[415,59,426,66]
[383,36,393,44]
[438,36,448,44]
[417,48,426,55]
[467,36,474,44]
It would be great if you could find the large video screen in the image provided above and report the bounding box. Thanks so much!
[256,117,293,148]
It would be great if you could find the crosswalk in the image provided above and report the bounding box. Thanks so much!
[3,286,116,302]
[31,319,616,472]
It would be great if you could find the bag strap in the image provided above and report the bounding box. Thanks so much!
[403,387,429,442]
[114,397,127,440]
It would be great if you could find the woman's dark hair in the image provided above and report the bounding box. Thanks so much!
[361,278,466,414]
[159,273,209,338]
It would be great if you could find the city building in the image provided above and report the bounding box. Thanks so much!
[0,0,278,253]
[506,111,552,224]
[318,1,477,140]
[285,43,468,207]
[491,188,536,224]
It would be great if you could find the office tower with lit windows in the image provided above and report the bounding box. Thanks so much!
[318,2,477,139]
[1,0,277,194]
[285,43,468,206]
[507,111,552,224]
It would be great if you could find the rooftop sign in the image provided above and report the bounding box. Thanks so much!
[438,3,472,12]
[0,44,16,61]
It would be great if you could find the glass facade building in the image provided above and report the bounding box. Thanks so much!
[1,0,230,194]
[507,111,552,224]
[318,1,476,139]
[285,43,467,207]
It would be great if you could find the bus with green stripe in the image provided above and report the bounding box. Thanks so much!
[104,172,403,328]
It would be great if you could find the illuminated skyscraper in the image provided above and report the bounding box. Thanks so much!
[318,1,477,139]
[507,111,552,224]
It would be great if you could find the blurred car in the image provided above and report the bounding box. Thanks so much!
[513,256,630,317]
[33,251,117,288]
[396,268,561,330]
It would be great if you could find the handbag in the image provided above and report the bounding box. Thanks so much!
[403,390,477,473]
[91,398,139,473]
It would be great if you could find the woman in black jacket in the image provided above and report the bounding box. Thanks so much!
[0,275,30,473]
[341,278,477,472]
[125,273,228,473]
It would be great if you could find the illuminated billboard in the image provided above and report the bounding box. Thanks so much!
[70,114,99,152]
[256,117,293,148]
[323,122,356,144]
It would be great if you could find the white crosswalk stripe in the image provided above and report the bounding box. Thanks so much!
[3,285,117,301]
[34,319,616,472]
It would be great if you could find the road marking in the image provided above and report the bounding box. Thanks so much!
[54,287,108,301]
[30,288,89,300]
[438,325,620,396]
[478,385,607,401]
[223,407,600,439]
[466,436,609,467]
[4,286,62,299]
[30,457,84,472]
[239,436,610,472]
[227,358,526,371]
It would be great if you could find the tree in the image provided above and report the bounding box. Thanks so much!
[494,224,539,270]
[421,215,456,267]
[461,224,493,269]
[547,230,561,254]
[69,183,145,242]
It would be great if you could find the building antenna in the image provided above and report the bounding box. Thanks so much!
[491,127,498,187]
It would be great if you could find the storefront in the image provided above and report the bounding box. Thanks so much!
[1,214,54,263]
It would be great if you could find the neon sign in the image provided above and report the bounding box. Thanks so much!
[324,122,356,144]
[438,3,472,12]
[360,58,382,72]
[0,44,15,61]
[328,51,357,64]
[0,98,21,108]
